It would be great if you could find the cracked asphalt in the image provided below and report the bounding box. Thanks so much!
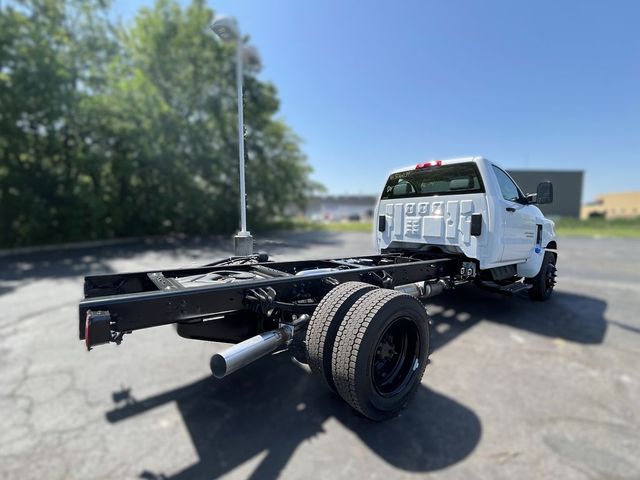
[1,232,639,479]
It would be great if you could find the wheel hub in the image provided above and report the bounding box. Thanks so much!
[371,318,421,397]
[376,335,397,361]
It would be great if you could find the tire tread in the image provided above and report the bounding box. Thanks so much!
[332,289,424,416]
[305,281,376,391]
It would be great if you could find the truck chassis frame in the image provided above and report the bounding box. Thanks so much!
[80,252,466,349]
[80,251,525,419]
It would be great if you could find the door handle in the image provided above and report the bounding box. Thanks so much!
[506,207,516,212]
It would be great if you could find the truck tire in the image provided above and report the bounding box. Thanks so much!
[332,289,430,421]
[306,282,377,392]
[527,251,557,301]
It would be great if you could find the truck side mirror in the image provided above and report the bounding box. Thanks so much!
[536,181,553,204]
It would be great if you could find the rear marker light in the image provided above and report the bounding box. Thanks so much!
[470,213,482,236]
[378,215,386,232]
[84,310,113,350]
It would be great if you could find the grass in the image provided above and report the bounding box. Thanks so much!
[554,217,640,238]
[266,216,640,239]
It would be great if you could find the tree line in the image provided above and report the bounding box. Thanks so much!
[0,0,319,247]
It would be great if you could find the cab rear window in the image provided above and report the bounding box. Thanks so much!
[380,162,485,200]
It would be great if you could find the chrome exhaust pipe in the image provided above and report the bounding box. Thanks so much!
[423,279,448,298]
[395,279,449,299]
[394,283,423,297]
[210,326,293,378]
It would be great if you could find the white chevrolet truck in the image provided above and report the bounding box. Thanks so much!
[79,156,557,421]
[375,156,557,300]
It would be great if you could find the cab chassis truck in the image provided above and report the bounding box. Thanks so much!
[79,157,557,421]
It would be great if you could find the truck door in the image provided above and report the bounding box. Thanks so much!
[492,165,536,262]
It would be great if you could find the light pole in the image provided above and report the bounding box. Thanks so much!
[210,16,261,256]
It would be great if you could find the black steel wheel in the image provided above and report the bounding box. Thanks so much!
[527,251,557,301]
[371,317,421,397]
[331,289,430,421]
[306,282,376,392]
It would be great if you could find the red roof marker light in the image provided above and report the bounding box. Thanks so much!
[416,160,442,169]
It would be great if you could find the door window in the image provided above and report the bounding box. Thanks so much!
[492,166,522,202]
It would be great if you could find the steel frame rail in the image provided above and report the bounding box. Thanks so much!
[79,254,457,348]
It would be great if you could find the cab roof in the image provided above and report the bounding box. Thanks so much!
[390,156,487,175]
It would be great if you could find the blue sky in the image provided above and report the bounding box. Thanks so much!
[112,0,640,201]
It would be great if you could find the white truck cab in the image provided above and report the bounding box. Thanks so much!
[375,156,557,299]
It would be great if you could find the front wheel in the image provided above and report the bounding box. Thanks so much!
[527,251,557,301]
[331,289,430,421]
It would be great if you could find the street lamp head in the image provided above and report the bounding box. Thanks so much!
[242,45,262,71]
[210,16,239,42]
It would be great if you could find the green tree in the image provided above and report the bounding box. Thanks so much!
[0,0,319,247]
[0,0,118,245]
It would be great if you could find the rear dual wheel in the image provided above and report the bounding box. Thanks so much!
[306,282,376,392]
[307,282,430,421]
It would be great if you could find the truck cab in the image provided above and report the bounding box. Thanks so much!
[375,156,556,282]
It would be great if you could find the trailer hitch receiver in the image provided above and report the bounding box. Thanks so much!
[85,310,112,350]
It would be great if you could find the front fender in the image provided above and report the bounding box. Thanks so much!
[516,218,556,278]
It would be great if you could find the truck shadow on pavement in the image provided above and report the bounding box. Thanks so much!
[106,287,607,479]
[427,285,608,350]
[108,356,480,479]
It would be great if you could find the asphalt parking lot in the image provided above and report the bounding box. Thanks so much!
[1,232,639,480]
